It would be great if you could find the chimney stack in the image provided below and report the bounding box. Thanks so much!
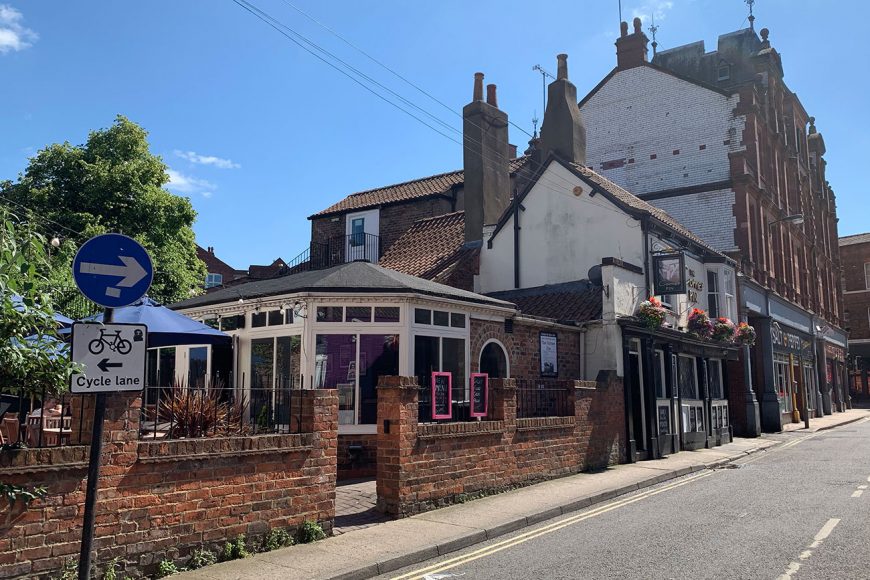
[463,72,511,243]
[615,17,649,69]
[539,54,587,165]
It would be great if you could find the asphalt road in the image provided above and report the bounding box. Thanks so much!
[380,417,870,580]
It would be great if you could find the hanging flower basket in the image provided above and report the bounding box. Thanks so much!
[711,317,736,344]
[636,296,666,329]
[735,322,757,346]
[687,308,713,339]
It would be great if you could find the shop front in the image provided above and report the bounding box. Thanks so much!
[621,321,739,461]
[822,338,848,413]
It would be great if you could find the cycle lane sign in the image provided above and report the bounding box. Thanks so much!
[70,322,147,393]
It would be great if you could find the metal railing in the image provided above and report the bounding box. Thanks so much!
[417,380,493,424]
[139,373,304,440]
[516,379,574,419]
[284,233,382,276]
[0,388,86,448]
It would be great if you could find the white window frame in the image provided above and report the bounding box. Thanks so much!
[345,209,380,262]
[865,263,870,290]
[706,265,736,320]
[205,272,223,288]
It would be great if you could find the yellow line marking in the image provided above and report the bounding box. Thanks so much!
[392,471,715,580]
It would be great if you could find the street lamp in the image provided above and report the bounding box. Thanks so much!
[768,214,804,227]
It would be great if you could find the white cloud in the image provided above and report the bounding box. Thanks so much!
[166,168,215,198]
[630,0,674,24]
[174,150,240,169]
[0,4,38,54]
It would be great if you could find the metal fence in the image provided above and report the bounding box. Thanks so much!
[0,388,86,448]
[417,381,494,424]
[515,379,574,419]
[139,374,304,440]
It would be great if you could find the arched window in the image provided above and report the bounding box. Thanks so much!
[480,340,509,378]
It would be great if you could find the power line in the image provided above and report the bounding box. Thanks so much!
[277,0,534,139]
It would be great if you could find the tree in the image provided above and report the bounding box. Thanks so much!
[0,208,76,396]
[0,115,206,305]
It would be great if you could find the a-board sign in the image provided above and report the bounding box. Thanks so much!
[431,372,452,420]
[470,373,489,418]
[70,323,147,393]
[658,406,670,436]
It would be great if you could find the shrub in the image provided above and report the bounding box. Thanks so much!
[187,548,217,570]
[221,534,251,561]
[261,527,295,552]
[297,520,326,544]
[52,559,77,580]
[155,559,179,578]
[157,379,247,438]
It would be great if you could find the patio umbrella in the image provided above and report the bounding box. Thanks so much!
[61,296,230,348]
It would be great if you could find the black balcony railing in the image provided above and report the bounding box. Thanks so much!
[516,379,574,419]
[285,233,381,275]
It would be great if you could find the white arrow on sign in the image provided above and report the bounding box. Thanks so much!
[79,256,148,297]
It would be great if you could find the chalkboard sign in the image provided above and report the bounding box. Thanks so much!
[431,372,452,420]
[658,406,669,435]
[470,373,488,418]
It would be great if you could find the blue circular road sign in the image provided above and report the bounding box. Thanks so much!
[72,234,154,308]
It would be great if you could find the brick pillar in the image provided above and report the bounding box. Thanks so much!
[489,378,516,426]
[572,380,596,469]
[300,389,338,527]
[375,376,418,516]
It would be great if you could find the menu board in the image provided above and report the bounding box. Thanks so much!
[658,406,670,435]
[470,373,488,418]
[540,332,558,377]
[431,372,452,420]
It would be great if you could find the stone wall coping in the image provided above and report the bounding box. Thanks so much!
[515,416,576,432]
[0,445,90,474]
[417,420,505,440]
[137,432,314,463]
[377,376,420,390]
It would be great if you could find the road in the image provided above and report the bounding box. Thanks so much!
[380,417,870,580]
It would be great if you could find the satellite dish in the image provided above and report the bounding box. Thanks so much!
[588,265,603,286]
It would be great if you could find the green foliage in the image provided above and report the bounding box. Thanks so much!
[102,558,119,580]
[187,548,217,570]
[52,558,77,580]
[0,115,206,304]
[0,208,79,396]
[221,534,251,561]
[0,482,48,509]
[155,558,179,578]
[261,527,295,552]
[297,520,326,544]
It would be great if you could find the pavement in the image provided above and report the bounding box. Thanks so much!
[174,408,870,580]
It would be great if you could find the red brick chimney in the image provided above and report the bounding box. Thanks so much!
[616,17,649,69]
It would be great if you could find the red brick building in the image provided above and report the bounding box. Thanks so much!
[579,19,847,433]
[840,233,870,397]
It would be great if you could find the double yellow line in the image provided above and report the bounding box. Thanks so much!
[392,470,715,580]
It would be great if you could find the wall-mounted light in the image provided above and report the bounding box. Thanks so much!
[293,300,308,319]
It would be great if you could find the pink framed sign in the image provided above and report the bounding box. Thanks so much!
[431,372,452,420]
[470,373,489,418]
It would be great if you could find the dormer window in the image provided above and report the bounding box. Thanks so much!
[717,64,731,81]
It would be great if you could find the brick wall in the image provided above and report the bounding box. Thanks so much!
[469,319,581,380]
[841,240,870,341]
[0,390,337,579]
[375,376,624,517]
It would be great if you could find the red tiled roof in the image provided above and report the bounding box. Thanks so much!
[312,157,530,217]
[488,281,602,323]
[378,211,467,279]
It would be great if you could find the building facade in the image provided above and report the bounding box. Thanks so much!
[840,233,870,398]
[578,18,847,433]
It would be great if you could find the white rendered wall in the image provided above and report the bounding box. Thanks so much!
[479,162,644,294]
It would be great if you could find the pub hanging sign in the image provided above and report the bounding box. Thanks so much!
[652,252,686,296]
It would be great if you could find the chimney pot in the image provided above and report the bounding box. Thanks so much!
[620,21,628,37]
[633,17,642,34]
[486,83,498,107]
[557,53,568,80]
[473,72,484,101]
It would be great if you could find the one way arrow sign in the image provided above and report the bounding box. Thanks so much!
[72,234,153,308]
[97,358,123,372]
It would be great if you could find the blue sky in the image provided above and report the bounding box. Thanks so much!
[1,1,866,268]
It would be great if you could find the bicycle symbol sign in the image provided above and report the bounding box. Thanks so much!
[71,322,147,393]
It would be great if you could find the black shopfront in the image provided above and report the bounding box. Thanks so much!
[620,320,740,462]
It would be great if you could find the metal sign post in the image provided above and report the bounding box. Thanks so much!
[72,234,152,580]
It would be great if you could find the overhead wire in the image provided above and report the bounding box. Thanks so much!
[233,0,648,225]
